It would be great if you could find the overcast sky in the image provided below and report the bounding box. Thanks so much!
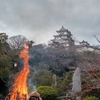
[0,0,100,45]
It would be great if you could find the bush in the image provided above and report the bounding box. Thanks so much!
[37,86,58,100]
[34,69,53,86]
[83,96,99,100]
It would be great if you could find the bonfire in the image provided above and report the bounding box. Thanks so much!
[5,43,30,100]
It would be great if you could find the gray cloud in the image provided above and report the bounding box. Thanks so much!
[0,0,100,45]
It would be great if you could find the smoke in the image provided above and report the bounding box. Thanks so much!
[28,78,37,93]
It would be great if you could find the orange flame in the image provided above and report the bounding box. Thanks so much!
[7,43,30,100]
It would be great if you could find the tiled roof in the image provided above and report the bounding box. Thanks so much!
[56,26,68,33]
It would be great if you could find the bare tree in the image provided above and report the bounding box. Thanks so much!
[93,35,100,43]
[7,35,28,49]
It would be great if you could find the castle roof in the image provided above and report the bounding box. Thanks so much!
[56,26,69,33]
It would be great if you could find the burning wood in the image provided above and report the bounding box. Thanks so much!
[5,43,31,100]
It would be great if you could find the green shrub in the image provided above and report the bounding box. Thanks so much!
[83,96,99,100]
[37,86,58,100]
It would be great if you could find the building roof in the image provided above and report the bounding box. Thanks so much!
[79,40,90,46]
[56,26,69,33]
[80,40,87,43]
